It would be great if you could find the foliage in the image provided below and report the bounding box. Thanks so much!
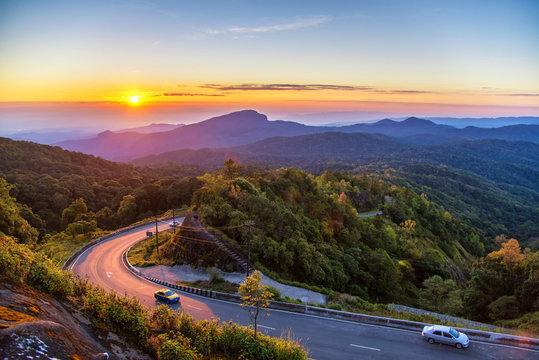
[463,238,539,324]
[127,230,175,267]
[418,275,463,316]
[0,178,38,244]
[238,270,274,338]
[192,165,477,304]
[0,137,204,236]
[0,236,308,359]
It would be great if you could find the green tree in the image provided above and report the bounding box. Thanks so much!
[117,195,137,226]
[419,275,463,316]
[0,178,38,244]
[488,295,519,321]
[61,198,88,228]
[238,270,274,338]
[222,159,242,180]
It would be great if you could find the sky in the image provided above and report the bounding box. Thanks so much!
[1,0,538,132]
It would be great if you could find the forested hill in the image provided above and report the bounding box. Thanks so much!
[181,166,538,329]
[0,137,204,235]
[189,167,481,303]
[130,135,539,244]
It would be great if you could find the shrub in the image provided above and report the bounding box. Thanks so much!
[268,286,282,301]
[156,332,202,360]
[0,236,307,359]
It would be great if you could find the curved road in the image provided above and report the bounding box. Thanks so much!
[71,219,538,359]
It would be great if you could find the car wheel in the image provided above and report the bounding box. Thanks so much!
[428,338,435,344]
[456,343,462,349]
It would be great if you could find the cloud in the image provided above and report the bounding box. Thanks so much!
[200,83,434,94]
[503,93,539,97]
[161,92,224,97]
[201,83,372,91]
[379,90,434,94]
[206,15,331,35]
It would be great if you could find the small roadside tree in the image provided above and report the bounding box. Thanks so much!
[238,270,274,338]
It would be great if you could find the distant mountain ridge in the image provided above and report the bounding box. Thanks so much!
[114,123,184,134]
[57,110,539,161]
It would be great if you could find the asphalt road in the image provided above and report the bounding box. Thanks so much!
[71,219,539,359]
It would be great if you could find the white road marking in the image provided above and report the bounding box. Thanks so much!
[350,344,381,351]
[106,272,112,278]
[187,305,202,311]
[258,325,276,330]
[472,340,539,353]
[130,268,539,355]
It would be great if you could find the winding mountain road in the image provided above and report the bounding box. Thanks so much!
[71,219,538,359]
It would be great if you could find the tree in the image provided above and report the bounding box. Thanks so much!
[222,159,241,180]
[419,275,463,316]
[0,178,38,244]
[488,238,524,268]
[488,295,519,320]
[117,195,137,226]
[61,198,88,228]
[238,270,274,338]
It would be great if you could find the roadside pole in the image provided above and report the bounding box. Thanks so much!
[155,215,159,258]
[245,221,255,277]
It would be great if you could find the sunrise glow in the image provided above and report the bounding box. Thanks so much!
[0,0,537,130]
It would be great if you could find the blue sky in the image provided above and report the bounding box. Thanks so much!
[0,0,537,130]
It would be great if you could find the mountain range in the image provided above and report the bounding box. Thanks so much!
[56,110,539,161]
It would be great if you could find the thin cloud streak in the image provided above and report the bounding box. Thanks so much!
[206,15,331,35]
[161,92,224,97]
[503,93,539,97]
[200,84,371,91]
[200,83,434,94]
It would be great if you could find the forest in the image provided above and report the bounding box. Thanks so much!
[184,163,538,330]
[0,138,537,333]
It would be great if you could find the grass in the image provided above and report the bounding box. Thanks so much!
[127,230,176,267]
[37,231,105,266]
[494,311,539,336]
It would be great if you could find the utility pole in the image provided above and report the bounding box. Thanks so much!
[172,208,176,234]
[155,215,159,258]
[245,222,255,276]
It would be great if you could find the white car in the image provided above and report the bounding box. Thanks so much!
[169,220,180,228]
[422,325,469,349]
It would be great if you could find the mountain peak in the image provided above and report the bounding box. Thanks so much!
[201,110,268,127]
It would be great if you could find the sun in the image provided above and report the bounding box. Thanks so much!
[129,95,141,104]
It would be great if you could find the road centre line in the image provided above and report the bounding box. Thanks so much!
[258,325,276,330]
[136,274,539,354]
[187,304,202,311]
[350,344,381,351]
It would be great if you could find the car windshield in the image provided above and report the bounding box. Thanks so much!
[449,328,459,338]
[165,290,175,297]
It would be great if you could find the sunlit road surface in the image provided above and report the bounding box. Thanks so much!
[71,219,539,359]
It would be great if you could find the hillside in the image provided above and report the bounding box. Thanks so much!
[58,110,324,161]
[0,278,149,359]
[0,137,205,234]
[187,167,480,304]
[57,110,539,161]
[131,134,539,243]
[131,131,408,167]
[0,237,307,360]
